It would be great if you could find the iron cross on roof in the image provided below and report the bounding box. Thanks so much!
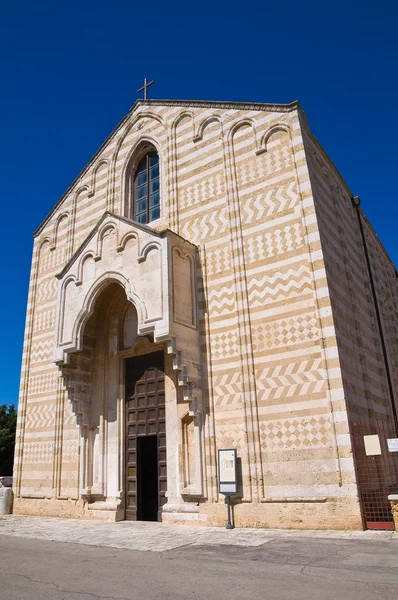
[137,77,155,101]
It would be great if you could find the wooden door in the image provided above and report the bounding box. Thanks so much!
[125,351,166,521]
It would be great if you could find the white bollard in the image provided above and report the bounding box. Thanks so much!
[0,482,13,516]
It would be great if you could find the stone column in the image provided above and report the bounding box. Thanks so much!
[0,483,13,516]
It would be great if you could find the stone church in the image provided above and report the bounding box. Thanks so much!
[13,96,398,529]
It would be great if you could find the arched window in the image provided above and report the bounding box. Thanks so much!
[132,151,160,224]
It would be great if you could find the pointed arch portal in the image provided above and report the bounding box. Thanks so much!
[53,212,203,520]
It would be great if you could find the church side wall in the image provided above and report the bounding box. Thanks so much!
[303,129,397,422]
[303,126,398,527]
[362,217,398,415]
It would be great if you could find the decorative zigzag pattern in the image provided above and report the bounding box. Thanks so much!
[207,286,236,317]
[241,180,298,225]
[245,222,304,263]
[63,403,77,427]
[212,372,242,406]
[25,403,55,429]
[30,339,54,364]
[180,206,229,243]
[255,359,326,401]
[35,277,58,304]
[247,265,313,307]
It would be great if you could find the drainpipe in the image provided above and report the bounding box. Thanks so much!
[352,196,397,422]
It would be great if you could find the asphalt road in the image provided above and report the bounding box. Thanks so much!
[0,534,397,600]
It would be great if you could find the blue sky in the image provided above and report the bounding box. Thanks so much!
[1,0,397,406]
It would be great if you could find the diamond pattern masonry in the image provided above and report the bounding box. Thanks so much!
[210,330,240,360]
[253,313,319,351]
[245,222,304,264]
[22,441,54,464]
[260,415,333,451]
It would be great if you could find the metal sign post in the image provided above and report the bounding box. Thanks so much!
[218,449,237,530]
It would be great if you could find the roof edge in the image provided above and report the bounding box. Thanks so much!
[130,98,300,113]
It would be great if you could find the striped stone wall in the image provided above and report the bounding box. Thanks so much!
[303,127,398,423]
[14,100,376,527]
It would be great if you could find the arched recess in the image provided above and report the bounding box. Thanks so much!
[228,118,258,149]
[257,123,291,152]
[67,272,146,360]
[52,213,70,249]
[37,238,52,275]
[59,281,140,505]
[71,186,90,255]
[255,124,294,182]
[89,159,109,203]
[170,113,194,230]
[193,115,221,141]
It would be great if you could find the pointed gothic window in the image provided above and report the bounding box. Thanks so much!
[132,152,160,224]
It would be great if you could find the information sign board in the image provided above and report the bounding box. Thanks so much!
[218,449,237,496]
[387,438,398,453]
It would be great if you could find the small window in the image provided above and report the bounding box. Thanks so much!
[132,152,160,224]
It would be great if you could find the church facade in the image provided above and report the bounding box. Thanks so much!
[13,99,398,529]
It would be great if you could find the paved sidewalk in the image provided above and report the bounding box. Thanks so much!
[1,515,396,552]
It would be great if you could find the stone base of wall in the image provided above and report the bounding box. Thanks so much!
[12,497,120,522]
[12,496,364,530]
[195,498,364,530]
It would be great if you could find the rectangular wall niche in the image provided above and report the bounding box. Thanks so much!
[172,248,196,328]
[182,414,196,489]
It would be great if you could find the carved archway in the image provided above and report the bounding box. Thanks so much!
[53,212,205,515]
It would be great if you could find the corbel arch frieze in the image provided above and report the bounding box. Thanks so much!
[228,117,259,151]
[193,114,222,142]
[255,122,292,155]
[88,159,109,198]
[38,236,51,254]
[76,251,99,285]
[138,240,163,263]
[50,212,70,250]
[96,221,118,257]
[171,111,195,138]
[117,230,140,253]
